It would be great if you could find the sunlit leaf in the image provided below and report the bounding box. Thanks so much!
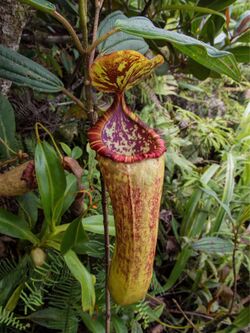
[115,17,241,81]
[64,250,95,314]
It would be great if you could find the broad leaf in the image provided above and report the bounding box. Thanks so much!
[83,215,115,236]
[0,94,18,159]
[64,250,95,314]
[20,0,56,13]
[97,11,148,55]
[0,45,63,92]
[197,0,237,11]
[226,45,250,63]
[81,313,105,333]
[35,141,66,225]
[18,192,39,228]
[115,17,241,81]
[28,308,78,330]
[61,216,89,254]
[192,237,233,253]
[0,208,39,244]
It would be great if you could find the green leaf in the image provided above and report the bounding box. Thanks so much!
[0,208,39,244]
[0,44,63,92]
[115,17,241,81]
[74,239,105,258]
[0,94,18,159]
[210,153,235,233]
[112,316,128,333]
[71,146,83,159]
[5,283,24,312]
[233,29,250,44]
[81,313,105,333]
[61,216,89,254]
[97,11,148,55]
[233,306,250,329]
[180,164,219,237]
[18,192,39,228]
[83,215,115,236]
[131,321,143,333]
[20,0,56,13]
[60,142,71,156]
[162,245,193,292]
[197,0,237,11]
[192,237,233,253]
[216,306,250,333]
[64,250,95,314]
[35,141,66,224]
[28,307,78,330]
[61,173,78,216]
[162,4,225,18]
[146,304,165,323]
[226,45,250,63]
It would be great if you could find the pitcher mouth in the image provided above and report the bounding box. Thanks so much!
[88,94,166,163]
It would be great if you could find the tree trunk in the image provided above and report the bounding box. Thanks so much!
[0,0,28,95]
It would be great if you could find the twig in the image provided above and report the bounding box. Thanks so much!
[22,32,83,45]
[101,175,111,333]
[87,28,119,55]
[79,0,97,125]
[78,4,110,331]
[51,11,85,56]
[62,87,86,110]
[229,225,239,314]
[89,0,104,65]
[173,299,201,333]
[141,0,153,15]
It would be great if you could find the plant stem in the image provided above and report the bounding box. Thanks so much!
[101,175,111,333]
[62,87,85,110]
[87,28,119,54]
[78,0,97,124]
[89,0,104,65]
[229,226,239,314]
[173,299,201,333]
[51,11,85,56]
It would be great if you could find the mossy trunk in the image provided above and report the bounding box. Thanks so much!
[0,0,28,94]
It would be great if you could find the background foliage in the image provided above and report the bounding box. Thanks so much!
[0,0,249,332]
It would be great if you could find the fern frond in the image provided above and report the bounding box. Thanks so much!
[135,301,150,329]
[20,281,44,315]
[0,258,17,280]
[0,307,29,331]
[31,251,70,287]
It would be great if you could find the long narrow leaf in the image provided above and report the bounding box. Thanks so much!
[64,250,95,314]
[35,142,66,225]
[162,245,193,292]
[0,209,39,244]
[210,153,235,233]
[0,94,18,159]
[180,164,219,237]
